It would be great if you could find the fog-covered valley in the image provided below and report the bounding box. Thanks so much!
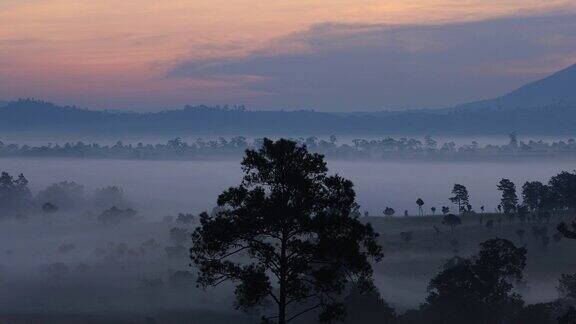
[2,156,575,215]
[2,148,576,323]
[4,1,576,321]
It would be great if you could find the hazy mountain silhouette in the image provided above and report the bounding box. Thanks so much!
[454,63,576,112]
[1,63,575,135]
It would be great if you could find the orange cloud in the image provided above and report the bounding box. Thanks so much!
[1,0,575,109]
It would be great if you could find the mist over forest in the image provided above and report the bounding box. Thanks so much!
[3,134,576,323]
[2,65,576,324]
[3,67,576,323]
[3,133,576,162]
[3,2,576,322]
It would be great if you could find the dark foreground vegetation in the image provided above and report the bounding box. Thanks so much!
[3,138,576,323]
[3,133,576,161]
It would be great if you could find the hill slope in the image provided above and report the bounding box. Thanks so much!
[455,63,576,112]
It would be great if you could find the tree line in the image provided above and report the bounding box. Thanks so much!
[382,170,576,225]
[3,133,576,161]
[0,171,132,222]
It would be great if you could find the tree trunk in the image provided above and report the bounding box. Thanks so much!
[278,236,287,324]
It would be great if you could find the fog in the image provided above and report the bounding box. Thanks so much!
[1,154,576,322]
[1,157,574,215]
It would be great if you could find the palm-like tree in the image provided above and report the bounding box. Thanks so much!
[416,198,425,216]
[383,207,395,217]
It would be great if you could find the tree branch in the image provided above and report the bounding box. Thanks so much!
[214,245,250,261]
[267,290,280,305]
[286,303,322,323]
[286,293,318,306]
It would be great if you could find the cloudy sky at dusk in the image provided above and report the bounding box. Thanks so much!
[1,0,576,111]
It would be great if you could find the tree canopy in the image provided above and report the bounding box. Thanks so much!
[0,171,32,215]
[189,138,383,324]
[422,239,527,324]
[449,184,470,214]
[549,171,576,210]
[497,178,518,215]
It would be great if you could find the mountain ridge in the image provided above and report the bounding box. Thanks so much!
[453,63,576,112]
[1,63,576,135]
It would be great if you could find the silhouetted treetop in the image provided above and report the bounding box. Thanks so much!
[497,178,518,215]
[422,239,527,324]
[449,184,470,214]
[0,171,32,215]
[549,171,576,210]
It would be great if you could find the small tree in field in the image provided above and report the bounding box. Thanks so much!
[441,206,449,215]
[416,198,424,216]
[522,181,547,212]
[431,207,436,216]
[0,171,32,214]
[550,171,576,210]
[190,138,383,324]
[497,178,518,223]
[383,207,395,217]
[449,184,469,214]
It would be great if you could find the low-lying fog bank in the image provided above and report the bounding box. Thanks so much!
[0,210,573,321]
[1,157,574,215]
[2,154,576,323]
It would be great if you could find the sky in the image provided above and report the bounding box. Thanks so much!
[1,0,576,112]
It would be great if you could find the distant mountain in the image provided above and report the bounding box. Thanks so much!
[2,98,576,135]
[1,63,576,136]
[454,63,576,112]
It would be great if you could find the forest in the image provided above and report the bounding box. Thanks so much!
[2,138,576,323]
[2,98,576,136]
